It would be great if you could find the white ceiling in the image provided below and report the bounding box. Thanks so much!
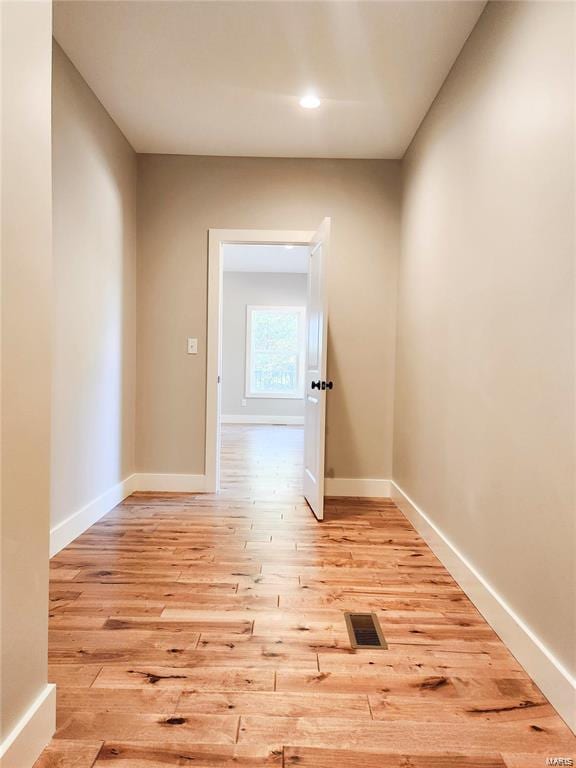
[223,244,309,273]
[54,1,485,159]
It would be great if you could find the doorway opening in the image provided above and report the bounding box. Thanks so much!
[221,244,308,499]
[206,223,331,519]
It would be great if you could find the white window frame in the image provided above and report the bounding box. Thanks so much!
[245,305,306,400]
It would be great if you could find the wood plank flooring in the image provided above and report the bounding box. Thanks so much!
[36,425,575,767]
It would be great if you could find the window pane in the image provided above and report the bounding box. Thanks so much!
[250,309,301,395]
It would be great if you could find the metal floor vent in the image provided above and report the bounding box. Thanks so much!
[344,612,388,649]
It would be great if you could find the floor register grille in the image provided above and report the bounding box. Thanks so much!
[344,612,388,649]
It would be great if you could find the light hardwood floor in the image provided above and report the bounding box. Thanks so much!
[37,425,575,766]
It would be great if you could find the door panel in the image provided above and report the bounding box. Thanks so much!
[303,218,330,520]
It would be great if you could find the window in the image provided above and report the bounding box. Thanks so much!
[246,305,305,399]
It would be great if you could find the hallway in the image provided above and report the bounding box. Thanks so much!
[39,426,575,766]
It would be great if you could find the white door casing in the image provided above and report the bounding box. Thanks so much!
[206,228,314,492]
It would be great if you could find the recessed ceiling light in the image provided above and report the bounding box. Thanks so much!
[285,244,294,250]
[299,93,321,110]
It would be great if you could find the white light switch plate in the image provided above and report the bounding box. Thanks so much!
[187,337,198,354]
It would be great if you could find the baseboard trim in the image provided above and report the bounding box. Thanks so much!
[391,480,576,734]
[325,478,391,497]
[50,474,137,557]
[0,683,56,768]
[134,473,207,493]
[221,414,304,425]
[50,473,207,555]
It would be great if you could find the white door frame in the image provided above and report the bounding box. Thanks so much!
[206,228,315,492]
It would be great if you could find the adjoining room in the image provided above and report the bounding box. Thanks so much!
[220,243,309,498]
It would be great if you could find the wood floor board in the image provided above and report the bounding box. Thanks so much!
[70,569,184,584]
[160,608,269,622]
[129,594,278,610]
[50,603,167,621]
[57,688,181,715]
[88,645,319,670]
[283,747,508,767]
[237,715,575,753]
[260,562,448,575]
[317,660,529,680]
[50,567,83,582]
[49,629,200,646]
[92,742,283,766]
[100,616,254,635]
[55,712,238,743]
[69,582,239,597]
[278,669,461,696]
[32,740,103,768]
[57,553,215,565]
[50,648,202,666]
[92,665,275,691]
[48,664,104,688]
[38,425,575,768]
[50,608,96,625]
[175,690,371,718]
[276,670,545,699]
[367,694,554,723]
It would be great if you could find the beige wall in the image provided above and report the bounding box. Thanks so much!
[137,156,401,478]
[1,0,53,746]
[222,271,307,420]
[395,1,575,677]
[51,42,137,529]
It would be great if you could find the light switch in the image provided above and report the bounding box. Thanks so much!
[187,337,198,355]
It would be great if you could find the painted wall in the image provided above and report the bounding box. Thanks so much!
[51,42,137,531]
[0,0,54,757]
[137,156,401,478]
[222,271,307,421]
[395,0,575,684]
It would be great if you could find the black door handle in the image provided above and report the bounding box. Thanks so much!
[311,380,321,390]
[311,380,333,390]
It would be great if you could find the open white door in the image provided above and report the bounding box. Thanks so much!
[303,218,331,520]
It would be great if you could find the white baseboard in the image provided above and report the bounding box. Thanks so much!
[50,473,207,556]
[221,414,304,425]
[50,474,137,557]
[325,477,391,497]
[0,683,56,768]
[391,480,576,734]
[134,473,206,493]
